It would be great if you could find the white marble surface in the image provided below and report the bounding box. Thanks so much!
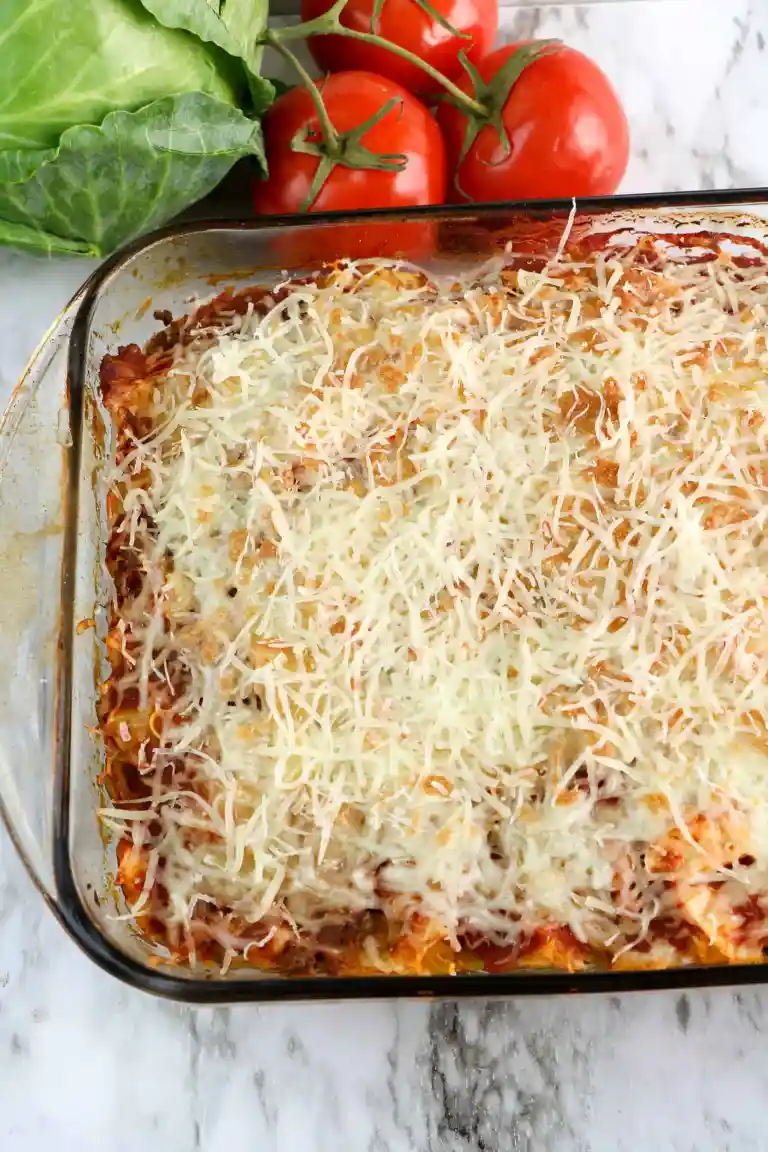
[2,2,768,1149]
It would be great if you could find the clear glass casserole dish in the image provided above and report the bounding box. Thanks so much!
[4,192,768,1002]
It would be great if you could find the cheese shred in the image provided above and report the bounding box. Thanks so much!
[98,239,768,975]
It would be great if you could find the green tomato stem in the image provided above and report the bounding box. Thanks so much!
[267,38,342,153]
[336,28,486,115]
[273,0,349,41]
[268,3,487,119]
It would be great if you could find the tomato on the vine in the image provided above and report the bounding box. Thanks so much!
[437,42,629,201]
[253,71,446,263]
[301,0,498,96]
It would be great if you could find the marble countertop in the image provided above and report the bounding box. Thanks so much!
[1,2,768,1149]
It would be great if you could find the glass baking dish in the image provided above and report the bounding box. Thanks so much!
[3,192,768,1002]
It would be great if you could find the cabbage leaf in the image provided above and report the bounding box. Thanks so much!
[0,94,265,256]
[140,0,274,109]
[0,0,269,255]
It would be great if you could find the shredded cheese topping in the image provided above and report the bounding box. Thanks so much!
[101,244,768,971]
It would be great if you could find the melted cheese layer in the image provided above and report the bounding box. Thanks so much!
[101,249,768,969]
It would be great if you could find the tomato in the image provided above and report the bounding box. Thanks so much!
[253,71,446,264]
[253,72,446,215]
[437,42,629,201]
[301,0,498,96]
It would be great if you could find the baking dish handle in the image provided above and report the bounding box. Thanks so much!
[0,297,82,903]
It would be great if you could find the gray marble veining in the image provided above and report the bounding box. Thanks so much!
[4,801,768,1152]
[1,2,768,1148]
